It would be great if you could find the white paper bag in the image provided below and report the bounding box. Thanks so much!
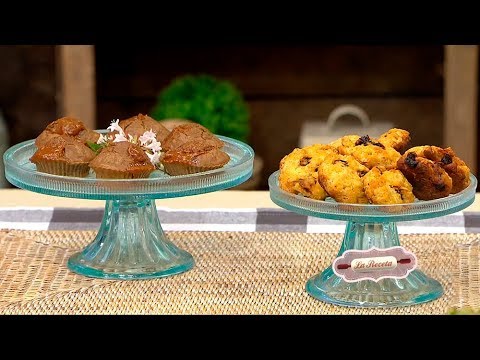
[299,104,393,148]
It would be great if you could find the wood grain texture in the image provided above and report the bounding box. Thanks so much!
[0,46,57,147]
[96,45,444,98]
[56,45,96,129]
[444,45,478,174]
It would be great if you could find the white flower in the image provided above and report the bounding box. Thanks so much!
[107,119,122,134]
[146,151,161,165]
[138,130,163,166]
[96,133,109,145]
[139,130,156,145]
[144,141,162,152]
[113,133,128,143]
[104,122,165,168]
[107,119,130,143]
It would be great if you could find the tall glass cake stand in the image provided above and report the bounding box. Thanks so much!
[4,136,254,280]
[269,170,477,307]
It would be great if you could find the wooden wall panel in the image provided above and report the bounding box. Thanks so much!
[444,45,478,174]
[0,45,57,146]
[56,45,96,129]
[96,45,443,98]
[96,98,155,129]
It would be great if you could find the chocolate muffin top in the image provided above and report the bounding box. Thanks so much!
[89,141,154,173]
[117,113,170,143]
[77,129,101,145]
[35,116,100,148]
[162,123,224,152]
[30,135,96,164]
[162,139,230,168]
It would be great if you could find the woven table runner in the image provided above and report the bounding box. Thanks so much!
[0,229,479,315]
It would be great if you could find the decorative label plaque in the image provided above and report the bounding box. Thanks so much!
[332,246,417,283]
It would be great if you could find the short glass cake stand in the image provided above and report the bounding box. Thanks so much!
[269,171,477,307]
[4,136,254,280]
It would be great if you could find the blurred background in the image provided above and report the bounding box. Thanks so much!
[0,45,478,190]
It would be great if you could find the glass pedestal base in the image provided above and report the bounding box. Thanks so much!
[305,221,443,307]
[67,198,194,280]
[4,135,254,280]
[269,168,476,308]
[306,268,443,308]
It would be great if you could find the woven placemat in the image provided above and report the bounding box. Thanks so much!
[0,229,479,315]
[451,239,480,311]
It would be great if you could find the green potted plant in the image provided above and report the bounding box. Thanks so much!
[151,74,262,189]
[151,74,250,143]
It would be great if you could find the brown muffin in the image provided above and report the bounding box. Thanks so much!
[162,123,224,152]
[35,116,100,148]
[89,141,155,179]
[117,113,170,143]
[77,129,102,145]
[30,135,96,177]
[162,139,230,176]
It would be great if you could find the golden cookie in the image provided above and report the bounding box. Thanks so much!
[317,153,369,204]
[377,128,411,153]
[336,135,401,170]
[279,145,337,200]
[303,144,337,163]
[329,135,360,149]
[363,167,415,205]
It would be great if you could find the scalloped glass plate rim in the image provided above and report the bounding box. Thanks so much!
[4,135,254,184]
[269,169,477,210]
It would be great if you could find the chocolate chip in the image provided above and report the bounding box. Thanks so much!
[405,152,418,168]
[355,135,371,146]
[369,140,385,149]
[299,157,311,166]
[434,183,446,191]
[334,159,349,166]
[394,187,404,200]
[441,154,453,165]
[354,134,385,149]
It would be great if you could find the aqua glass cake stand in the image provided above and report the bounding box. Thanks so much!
[269,170,477,307]
[4,136,254,280]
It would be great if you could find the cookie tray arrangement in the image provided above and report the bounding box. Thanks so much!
[269,170,477,308]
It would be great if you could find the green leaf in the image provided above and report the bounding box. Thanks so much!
[447,306,480,315]
[87,141,103,154]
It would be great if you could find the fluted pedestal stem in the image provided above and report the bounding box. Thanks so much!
[68,198,194,279]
